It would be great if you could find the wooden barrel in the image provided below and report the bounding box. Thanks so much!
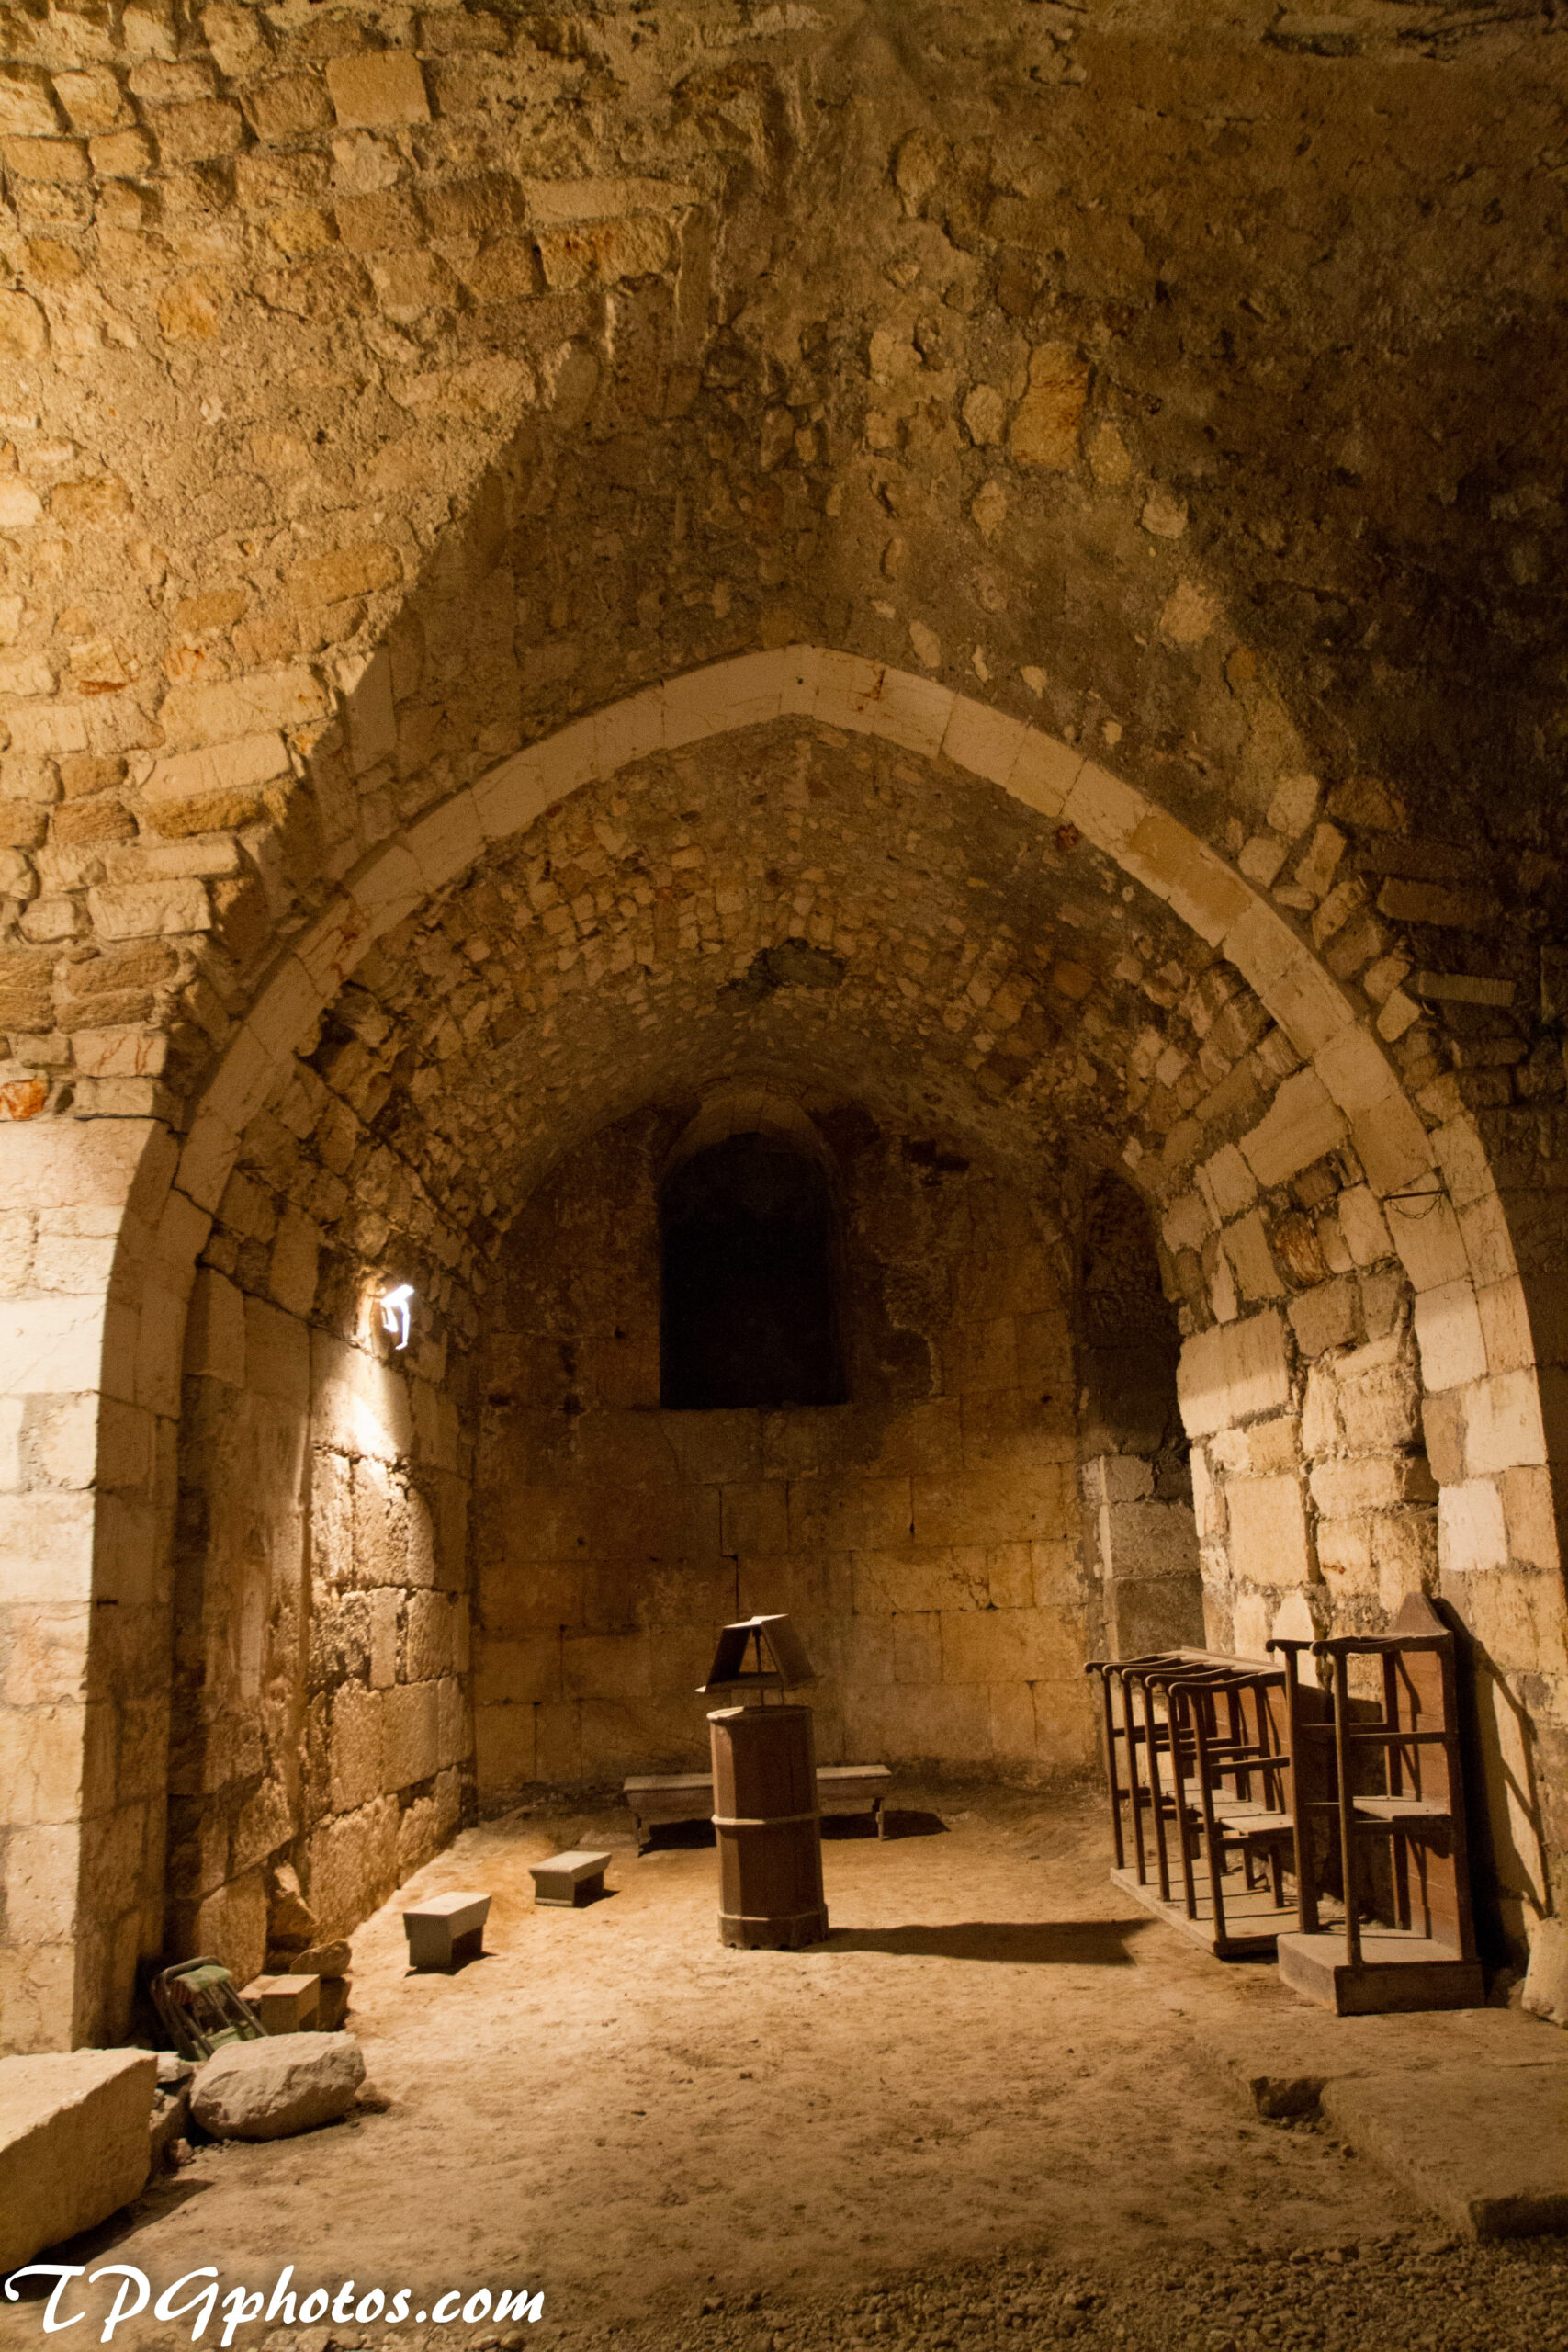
[707,1703,829,1950]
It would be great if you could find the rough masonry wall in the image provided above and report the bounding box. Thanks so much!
[474,1105,1095,1792]
[170,1264,472,1986]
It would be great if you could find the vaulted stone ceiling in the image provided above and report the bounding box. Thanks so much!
[1,0,1562,1134]
[293,718,1244,1222]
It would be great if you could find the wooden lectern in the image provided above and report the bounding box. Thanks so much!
[700,1615,829,1950]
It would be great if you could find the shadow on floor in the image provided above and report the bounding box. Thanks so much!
[820,1808,950,1841]
[7,2177,209,2286]
[820,1918,1153,1965]
[643,1818,716,1849]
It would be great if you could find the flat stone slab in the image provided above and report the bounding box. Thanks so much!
[0,2048,157,2274]
[529,1849,611,1906]
[1201,2000,1565,2120]
[1320,2061,1568,2239]
[402,1891,491,1969]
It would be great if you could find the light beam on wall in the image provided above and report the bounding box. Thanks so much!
[378,1283,414,1351]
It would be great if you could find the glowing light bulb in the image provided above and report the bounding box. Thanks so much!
[378,1283,414,1350]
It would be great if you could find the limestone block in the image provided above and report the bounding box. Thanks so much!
[1288,1276,1359,1359]
[1226,1473,1313,1589]
[159,668,328,752]
[939,1604,1067,1686]
[942,694,1029,790]
[1099,1498,1200,1577]
[1010,342,1089,469]
[1336,1335,1421,1451]
[538,215,670,288]
[311,1329,412,1461]
[893,1610,941,1684]
[1371,1508,1438,1611]
[330,1675,389,1804]
[1004,728,1079,820]
[1522,1917,1568,2028]
[324,49,429,128]
[1462,1372,1548,1477]
[1500,1465,1560,1573]
[402,1589,451,1683]
[1315,1518,1371,1579]
[307,1795,399,1939]
[0,1489,96,1606]
[191,2030,364,2142]
[1239,1069,1347,1190]
[192,1870,267,1990]
[663,650,786,748]
[1177,1309,1290,1439]
[1438,1479,1509,1577]
[560,1631,651,1703]
[1337,1184,1393,1267]
[910,1459,1067,1547]
[1309,1453,1436,1518]
[0,2048,155,2273]
[872,665,955,760]
[141,731,290,836]
[1081,1454,1155,1508]
[1122,807,1251,948]
[1223,1209,1285,1303]
[0,1701,85,1826]
[475,1701,534,1792]
[88,876,211,940]
[720,1479,789,1555]
[243,1294,309,1408]
[1105,1570,1205,1658]
[382,1679,438,1788]
[1479,1276,1535,1375]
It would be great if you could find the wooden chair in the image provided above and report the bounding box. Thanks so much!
[1268,1592,1483,2013]
[1086,1649,1304,1956]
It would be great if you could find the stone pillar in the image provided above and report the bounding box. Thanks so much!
[1082,1453,1203,1659]
[0,1116,183,2053]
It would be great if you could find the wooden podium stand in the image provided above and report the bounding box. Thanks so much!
[701,1615,829,1951]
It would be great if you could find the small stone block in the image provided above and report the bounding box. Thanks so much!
[528,1849,612,1907]
[401,1890,491,1969]
[240,1973,321,2034]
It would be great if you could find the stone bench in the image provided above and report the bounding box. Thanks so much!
[401,1891,491,1970]
[623,1763,893,1849]
[529,1849,612,1906]
[239,1973,321,2034]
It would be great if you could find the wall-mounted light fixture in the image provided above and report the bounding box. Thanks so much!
[378,1283,414,1351]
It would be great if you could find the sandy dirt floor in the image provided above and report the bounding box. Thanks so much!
[5,1784,1564,2352]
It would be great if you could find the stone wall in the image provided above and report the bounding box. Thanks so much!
[168,1264,472,1985]
[474,1104,1097,1792]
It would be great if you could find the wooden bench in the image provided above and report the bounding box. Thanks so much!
[623,1763,892,1849]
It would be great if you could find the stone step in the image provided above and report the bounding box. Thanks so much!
[1320,2062,1568,2240]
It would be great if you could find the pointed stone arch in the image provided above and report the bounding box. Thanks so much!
[2,647,1561,2049]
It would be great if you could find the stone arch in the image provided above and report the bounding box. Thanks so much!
[2,647,1562,2047]
[661,1083,837,1187]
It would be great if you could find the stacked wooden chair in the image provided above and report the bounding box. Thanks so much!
[1088,1596,1483,2011]
[1085,1647,1313,1956]
[1267,1592,1483,2012]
